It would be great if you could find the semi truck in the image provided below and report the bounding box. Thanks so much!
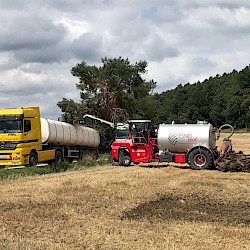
[0,106,100,167]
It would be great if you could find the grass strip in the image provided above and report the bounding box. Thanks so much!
[0,154,110,180]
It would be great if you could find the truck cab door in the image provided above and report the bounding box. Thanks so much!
[24,118,41,151]
[23,119,37,144]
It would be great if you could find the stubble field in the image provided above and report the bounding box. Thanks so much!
[0,133,249,249]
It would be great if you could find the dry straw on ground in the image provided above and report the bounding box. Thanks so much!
[0,133,249,249]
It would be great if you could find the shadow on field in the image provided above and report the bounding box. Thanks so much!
[121,193,250,226]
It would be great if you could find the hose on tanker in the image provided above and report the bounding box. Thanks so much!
[216,124,234,140]
[214,124,250,172]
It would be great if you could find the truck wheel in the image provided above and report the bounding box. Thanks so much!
[55,150,63,164]
[188,148,213,170]
[29,152,37,166]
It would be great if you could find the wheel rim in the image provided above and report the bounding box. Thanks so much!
[124,158,130,165]
[194,154,206,167]
[30,155,37,165]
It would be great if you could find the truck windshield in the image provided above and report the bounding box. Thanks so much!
[0,117,23,133]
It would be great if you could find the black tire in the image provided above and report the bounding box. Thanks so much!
[118,151,124,166]
[118,151,131,167]
[29,152,37,166]
[79,150,84,161]
[188,148,213,170]
[55,150,63,164]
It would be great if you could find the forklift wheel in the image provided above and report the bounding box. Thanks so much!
[122,155,132,167]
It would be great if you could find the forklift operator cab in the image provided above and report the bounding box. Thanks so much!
[128,120,151,143]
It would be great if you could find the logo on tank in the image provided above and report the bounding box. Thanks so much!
[168,132,197,145]
[168,133,179,145]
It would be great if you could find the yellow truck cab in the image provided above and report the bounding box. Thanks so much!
[0,106,54,167]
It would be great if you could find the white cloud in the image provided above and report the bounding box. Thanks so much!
[0,0,249,119]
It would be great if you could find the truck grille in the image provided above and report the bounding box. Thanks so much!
[0,141,18,150]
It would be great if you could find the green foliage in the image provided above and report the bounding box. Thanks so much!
[71,154,110,169]
[153,65,250,128]
[0,162,73,180]
[0,154,111,180]
[0,166,53,180]
[57,98,88,124]
[49,161,72,172]
[58,57,156,151]
[96,153,111,165]
[71,57,156,120]
[59,57,156,122]
[72,159,97,169]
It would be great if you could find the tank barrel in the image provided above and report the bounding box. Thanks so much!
[41,118,100,147]
[157,123,216,153]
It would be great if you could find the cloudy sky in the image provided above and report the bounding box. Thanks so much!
[0,0,250,119]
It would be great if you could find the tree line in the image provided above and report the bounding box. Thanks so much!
[152,67,250,128]
[58,57,250,151]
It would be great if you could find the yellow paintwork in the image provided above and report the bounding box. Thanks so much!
[0,106,55,166]
[38,150,55,162]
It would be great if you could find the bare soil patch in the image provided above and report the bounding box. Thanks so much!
[122,193,250,225]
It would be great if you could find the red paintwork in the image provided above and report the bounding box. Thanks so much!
[175,154,186,163]
[111,127,190,165]
[111,131,159,163]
